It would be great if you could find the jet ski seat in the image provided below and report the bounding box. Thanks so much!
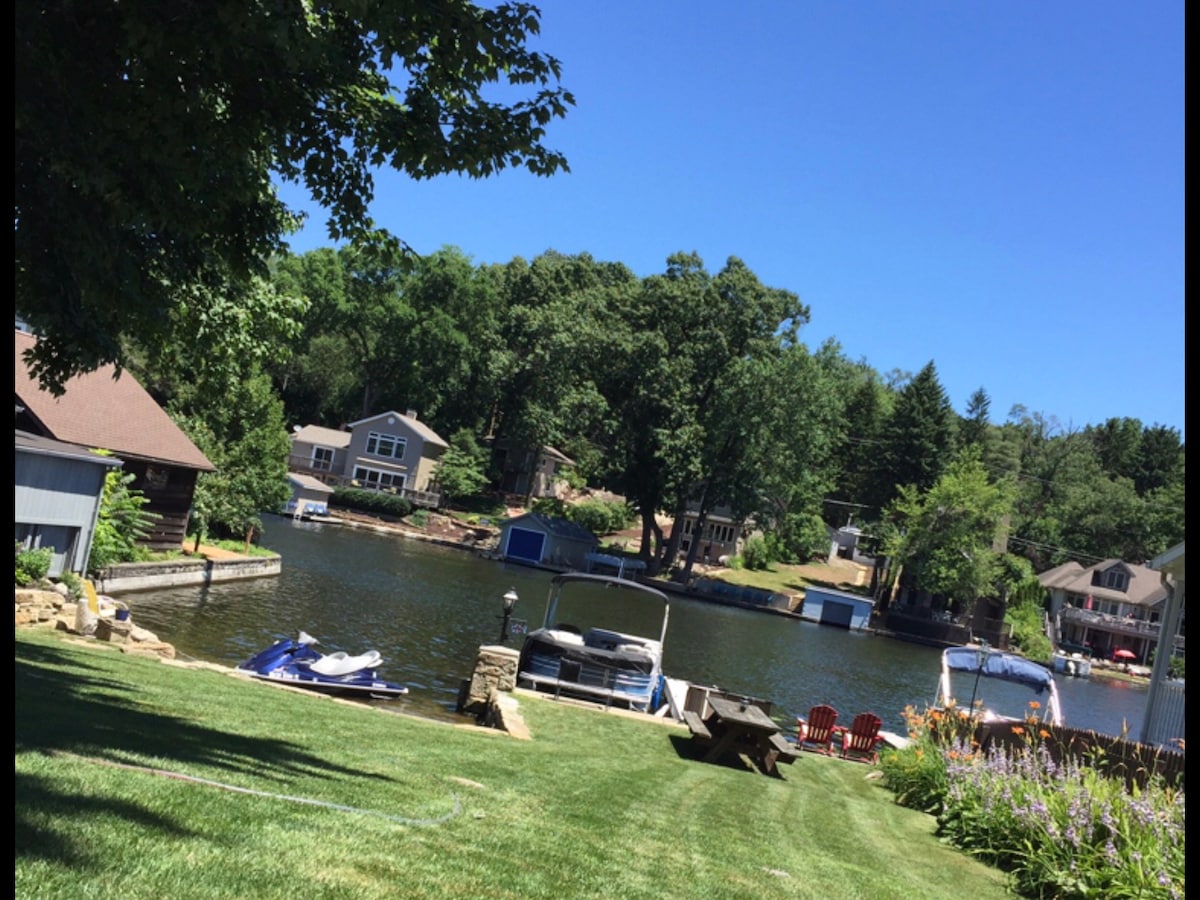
[309,650,383,677]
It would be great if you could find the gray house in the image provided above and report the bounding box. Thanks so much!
[497,513,599,570]
[287,410,449,508]
[15,429,124,577]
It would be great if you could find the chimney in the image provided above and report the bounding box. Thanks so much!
[406,408,418,420]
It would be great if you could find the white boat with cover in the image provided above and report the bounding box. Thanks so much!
[936,644,1064,727]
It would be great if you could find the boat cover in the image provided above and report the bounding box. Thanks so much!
[519,631,657,674]
[943,646,1053,694]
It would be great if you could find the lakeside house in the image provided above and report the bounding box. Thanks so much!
[287,410,449,508]
[488,439,575,501]
[15,328,215,552]
[1039,558,1183,666]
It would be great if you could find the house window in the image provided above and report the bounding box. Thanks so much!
[352,466,407,491]
[366,432,407,460]
[311,447,334,471]
[1103,569,1128,591]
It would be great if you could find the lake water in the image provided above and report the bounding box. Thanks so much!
[117,516,1149,739]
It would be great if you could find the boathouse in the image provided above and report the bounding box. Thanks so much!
[497,513,599,570]
[800,585,875,631]
[284,473,334,519]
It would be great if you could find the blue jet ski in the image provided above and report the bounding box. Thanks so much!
[236,631,409,699]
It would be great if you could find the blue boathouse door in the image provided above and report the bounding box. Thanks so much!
[506,528,546,564]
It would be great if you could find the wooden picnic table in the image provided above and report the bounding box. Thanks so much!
[684,695,797,776]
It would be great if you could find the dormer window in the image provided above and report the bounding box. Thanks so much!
[1102,568,1128,591]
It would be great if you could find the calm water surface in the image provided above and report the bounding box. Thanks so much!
[120,517,1148,738]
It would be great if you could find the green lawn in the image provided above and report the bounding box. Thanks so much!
[16,626,1013,899]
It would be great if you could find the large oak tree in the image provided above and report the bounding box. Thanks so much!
[16,1,573,395]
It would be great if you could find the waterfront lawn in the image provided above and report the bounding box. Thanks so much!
[16,627,1011,900]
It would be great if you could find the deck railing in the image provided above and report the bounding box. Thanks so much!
[287,462,442,509]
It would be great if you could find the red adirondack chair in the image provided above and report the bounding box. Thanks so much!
[840,712,884,763]
[795,704,839,755]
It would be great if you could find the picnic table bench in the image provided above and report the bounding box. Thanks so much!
[684,697,796,776]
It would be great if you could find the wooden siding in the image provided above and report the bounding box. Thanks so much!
[122,460,200,550]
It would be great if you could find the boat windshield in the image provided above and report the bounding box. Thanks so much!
[538,573,669,645]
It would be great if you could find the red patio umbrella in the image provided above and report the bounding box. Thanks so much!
[1113,648,1137,661]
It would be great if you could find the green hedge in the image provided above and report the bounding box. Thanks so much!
[330,487,414,520]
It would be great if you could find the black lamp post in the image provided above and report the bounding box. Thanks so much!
[968,639,990,715]
[498,588,518,644]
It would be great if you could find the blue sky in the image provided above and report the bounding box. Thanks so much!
[277,2,1185,440]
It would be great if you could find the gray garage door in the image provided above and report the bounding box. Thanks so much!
[820,599,854,629]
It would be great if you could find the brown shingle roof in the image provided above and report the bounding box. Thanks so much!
[15,329,215,471]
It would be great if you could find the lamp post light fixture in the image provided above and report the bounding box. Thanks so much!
[498,588,519,644]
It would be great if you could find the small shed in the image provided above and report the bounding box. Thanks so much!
[498,513,598,570]
[800,585,876,631]
[284,473,335,518]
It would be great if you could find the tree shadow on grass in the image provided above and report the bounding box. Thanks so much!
[16,639,395,786]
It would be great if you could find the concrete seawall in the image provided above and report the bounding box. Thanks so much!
[95,555,281,594]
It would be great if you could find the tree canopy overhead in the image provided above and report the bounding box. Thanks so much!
[16,1,574,395]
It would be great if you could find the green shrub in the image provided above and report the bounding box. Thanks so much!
[565,498,634,535]
[87,466,157,574]
[58,570,84,599]
[409,509,430,528]
[331,487,414,519]
[530,497,567,519]
[739,535,774,571]
[15,544,53,586]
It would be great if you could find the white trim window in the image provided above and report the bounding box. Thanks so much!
[311,446,335,471]
[366,431,407,460]
[353,466,407,490]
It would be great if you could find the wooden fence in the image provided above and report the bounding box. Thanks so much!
[974,720,1185,792]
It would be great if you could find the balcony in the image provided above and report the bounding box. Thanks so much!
[287,461,441,509]
[1059,607,1185,652]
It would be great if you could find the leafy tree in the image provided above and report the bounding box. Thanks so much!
[17,1,574,395]
[486,252,636,504]
[1087,417,1144,482]
[733,341,846,565]
[435,430,491,506]
[1133,424,1184,496]
[820,357,890,527]
[173,373,292,550]
[602,253,808,576]
[87,462,158,574]
[881,449,1014,620]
